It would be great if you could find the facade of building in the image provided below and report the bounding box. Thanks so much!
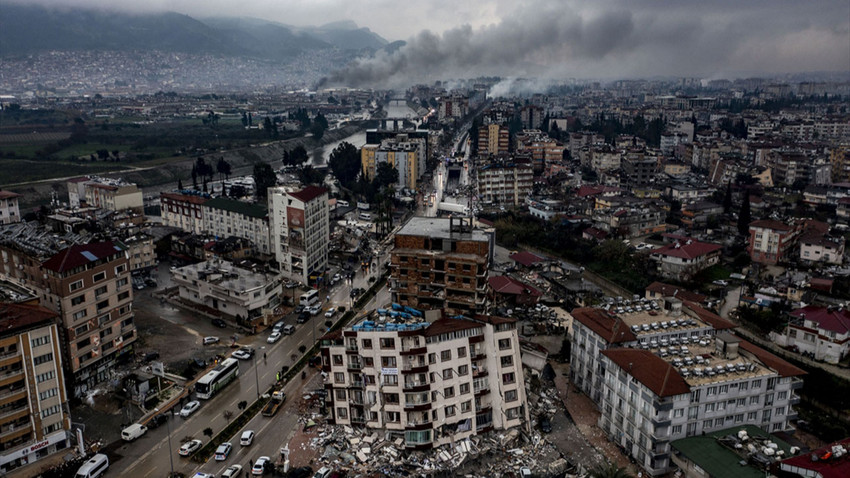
[622,157,659,188]
[571,301,804,476]
[391,217,492,316]
[171,259,281,319]
[520,105,544,130]
[160,192,210,234]
[438,95,469,122]
[121,234,156,272]
[361,135,427,190]
[650,239,722,281]
[477,124,509,156]
[202,198,271,256]
[320,314,529,449]
[476,161,534,206]
[67,177,143,212]
[0,191,21,225]
[0,303,71,474]
[748,220,802,265]
[779,306,850,365]
[39,242,137,397]
[268,186,329,286]
[799,230,845,265]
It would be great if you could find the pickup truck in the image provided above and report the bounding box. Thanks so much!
[261,390,286,417]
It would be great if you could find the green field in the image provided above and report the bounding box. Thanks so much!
[0,158,130,184]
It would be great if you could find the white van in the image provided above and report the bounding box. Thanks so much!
[121,423,147,441]
[75,454,109,478]
[359,212,372,221]
[337,200,349,208]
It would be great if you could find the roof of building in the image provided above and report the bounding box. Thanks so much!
[749,219,794,231]
[397,217,490,242]
[601,348,691,397]
[203,197,267,218]
[289,186,328,203]
[672,425,793,478]
[652,238,722,259]
[777,438,850,478]
[488,275,542,297]
[582,226,609,240]
[646,282,707,303]
[0,190,21,199]
[509,251,545,267]
[575,185,620,198]
[571,307,637,344]
[738,340,806,377]
[42,241,125,273]
[0,303,58,335]
[161,192,210,205]
[681,301,737,330]
[790,305,850,335]
[423,317,482,337]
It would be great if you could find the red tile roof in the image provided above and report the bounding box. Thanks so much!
[0,190,21,199]
[509,251,544,267]
[651,239,721,259]
[749,219,794,231]
[423,317,482,337]
[571,308,636,344]
[777,437,850,478]
[601,349,691,397]
[790,305,850,335]
[645,282,707,303]
[575,185,619,198]
[42,241,125,273]
[289,186,328,203]
[738,340,806,377]
[0,303,58,334]
[161,192,210,205]
[488,275,542,297]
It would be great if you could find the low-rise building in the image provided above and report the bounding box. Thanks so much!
[748,220,802,265]
[777,306,850,364]
[650,238,722,281]
[160,192,210,234]
[0,191,21,225]
[67,177,143,213]
[171,259,281,319]
[320,313,529,449]
[120,234,156,272]
[0,303,71,475]
[799,229,845,265]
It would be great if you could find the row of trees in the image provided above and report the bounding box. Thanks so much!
[190,156,231,191]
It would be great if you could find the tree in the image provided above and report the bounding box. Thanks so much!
[238,400,248,412]
[264,117,275,137]
[723,182,732,214]
[588,464,634,478]
[202,177,208,193]
[290,145,309,166]
[241,112,248,127]
[191,165,198,189]
[311,113,329,141]
[253,163,277,200]
[203,427,213,438]
[328,142,361,188]
[216,157,231,191]
[374,162,399,189]
[229,184,247,198]
[298,165,326,185]
[738,190,751,236]
[177,179,184,190]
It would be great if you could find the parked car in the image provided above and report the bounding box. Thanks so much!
[314,467,333,478]
[252,456,271,475]
[267,331,282,344]
[282,325,295,335]
[121,423,147,441]
[712,279,729,287]
[211,318,227,328]
[324,307,336,318]
[285,281,299,289]
[294,305,305,314]
[272,321,285,333]
[222,465,243,478]
[214,442,232,461]
[203,336,219,345]
[178,439,203,456]
[240,430,255,446]
[297,311,310,323]
[147,413,169,429]
[144,278,157,287]
[179,401,200,418]
[308,305,322,316]
[232,347,254,360]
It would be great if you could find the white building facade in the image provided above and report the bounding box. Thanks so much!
[268,186,329,286]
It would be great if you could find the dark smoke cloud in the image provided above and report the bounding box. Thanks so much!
[328,0,849,88]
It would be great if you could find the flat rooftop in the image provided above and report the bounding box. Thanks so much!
[397,217,489,243]
[0,278,37,303]
[173,260,271,292]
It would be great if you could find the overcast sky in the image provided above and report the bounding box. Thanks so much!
[9,0,850,85]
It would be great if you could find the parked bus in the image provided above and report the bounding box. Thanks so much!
[300,289,320,307]
[195,358,239,399]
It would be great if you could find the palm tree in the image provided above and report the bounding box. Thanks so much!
[588,463,634,478]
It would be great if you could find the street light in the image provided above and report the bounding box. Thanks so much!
[155,407,174,476]
[253,355,261,399]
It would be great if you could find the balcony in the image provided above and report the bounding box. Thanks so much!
[347,362,363,371]
[350,416,367,425]
[404,401,432,411]
[349,381,364,388]
[0,404,28,421]
[472,366,488,378]
[789,393,801,405]
[400,345,427,356]
[345,345,359,354]
[0,386,26,403]
[406,420,433,430]
[401,363,429,374]
[403,381,430,392]
[474,387,490,397]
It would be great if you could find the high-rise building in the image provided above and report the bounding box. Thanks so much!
[0,303,71,474]
[320,313,528,449]
[160,192,210,234]
[361,135,427,190]
[390,217,492,316]
[477,124,510,156]
[477,161,534,206]
[0,191,21,225]
[201,198,271,256]
[268,186,329,286]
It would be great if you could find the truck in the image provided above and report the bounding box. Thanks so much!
[262,390,286,417]
[437,202,469,215]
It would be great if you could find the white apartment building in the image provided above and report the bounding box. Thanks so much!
[0,191,21,225]
[320,314,528,449]
[571,300,804,476]
[160,192,209,234]
[268,186,329,286]
[477,162,533,206]
[67,177,143,212]
[776,306,850,365]
[799,232,845,265]
[171,259,281,319]
[202,198,271,256]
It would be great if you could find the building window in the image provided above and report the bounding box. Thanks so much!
[505,389,518,402]
[71,295,85,306]
[39,388,58,400]
[41,405,61,419]
[458,365,469,376]
[335,389,346,400]
[428,353,436,364]
[460,383,470,395]
[673,408,684,418]
[381,356,397,368]
[362,339,373,349]
[672,425,683,435]
[444,387,455,398]
[457,347,467,358]
[333,355,343,366]
[383,375,398,386]
[334,372,345,384]
[445,405,456,417]
[380,338,395,349]
[461,401,471,413]
[34,353,54,365]
[498,338,511,350]
[95,285,108,297]
[72,310,87,321]
[502,372,515,385]
[118,291,130,301]
[93,271,106,282]
[750,396,759,405]
[31,335,51,347]
[500,356,513,368]
[36,371,56,383]
[115,264,126,274]
[440,350,452,361]
[96,300,109,311]
[337,408,348,420]
[383,393,399,404]
[70,280,83,292]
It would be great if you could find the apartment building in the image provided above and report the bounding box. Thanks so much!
[438,95,468,122]
[361,135,427,190]
[0,303,70,474]
[391,217,492,316]
[171,259,281,319]
[268,186,329,286]
[160,192,210,234]
[799,229,845,265]
[649,238,722,281]
[67,177,143,212]
[515,130,564,174]
[571,300,804,476]
[477,161,533,206]
[0,191,21,225]
[477,124,509,156]
[202,198,271,256]
[121,234,156,272]
[777,306,850,365]
[519,105,544,130]
[748,220,802,265]
[320,314,528,449]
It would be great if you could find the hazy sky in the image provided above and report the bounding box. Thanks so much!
[9,0,850,86]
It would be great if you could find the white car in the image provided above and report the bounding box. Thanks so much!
[712,279,729,287]
[240,430,254,446]
[308,305,322,316]
[232,347,254,360]
[214,442,232,461]
[267,331,282,344]
[178,439,202,456]
[179,401,200,418]
[252,456,270,475]
[222,465,243,478]
[324,307,336,318]
[203,336,219,345]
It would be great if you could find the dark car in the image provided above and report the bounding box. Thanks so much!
[539,416,552,433]
[211,318,227,328]
[143,352,160,362]
[294,305,305,314]
[144,278,158,287]
[297,311,310,323]
[147,413,169,429]
[288,467,313,478]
